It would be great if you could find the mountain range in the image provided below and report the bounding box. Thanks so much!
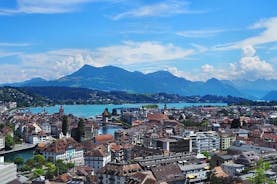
[3,64,277,100]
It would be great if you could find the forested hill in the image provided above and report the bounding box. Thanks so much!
[0,87,51,107]
[1,86,253,107]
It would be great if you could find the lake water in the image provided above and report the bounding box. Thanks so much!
[4,149,34,162]
[27,103,227,118]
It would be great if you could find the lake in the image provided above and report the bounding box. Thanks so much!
[27,103,227,118]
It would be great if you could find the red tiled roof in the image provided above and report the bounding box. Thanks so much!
[147,113,168,121]
[95,134,114,143]
[40,137,83,154]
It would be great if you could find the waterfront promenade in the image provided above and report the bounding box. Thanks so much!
[0,143,36,155]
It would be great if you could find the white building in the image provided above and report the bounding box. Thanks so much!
[0,160,17,183]
[179,163,210,183]
[40,122,51,134]
[85,145,111,172]
[28,132,53,145]
[185,131,220,153]
[40,137,84,166]
[0,136,5,150]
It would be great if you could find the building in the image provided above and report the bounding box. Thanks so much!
[221,163,244,176]
[228,141,276,154]
[135,153,199,171]
[97,162,142,184]
[40,122,51,134]
[210,153,233,168]
[220,133,236,150]
[0,162,17,183]
[84,145,111,172]
[93,134,114,144]
[28,131,52,145]
[40,137,84,166]
[0,135,5,150]
[155,136,192,153]
[187,131,220,153]
[151,163,185,183]
[179,162,210,183]
[110,143,124,163]
[234,151,259,166]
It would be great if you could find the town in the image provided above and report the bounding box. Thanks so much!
[0,101,276,184]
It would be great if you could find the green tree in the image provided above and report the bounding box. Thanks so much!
[62,115,68,136]
[248,159,274,184]
[5,134,15,150]
[56,160,68,175]
[21,164,31,172]
[14,157,24,166]
[111,108,118,116]
[33,168,44,178]
[33,154,46,168]
[75,118,85,142]
[66,162,74,169]
[231,118,241,128]
[201,151,210,159]
[45,162,56,179]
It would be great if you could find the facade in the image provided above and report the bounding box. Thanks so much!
[220,133,236,150]
[221,163,244,176]
[155,136,192,153]
[84,145,111,172]
[187,131,220,153]
[234,151,259,166]
[28,132,52,145]
[0,135,5,150]
[0,162,17,183]
[179,163,210,183]
[97,163,142,184]
[40,137,84,166]
[40,122,51,134]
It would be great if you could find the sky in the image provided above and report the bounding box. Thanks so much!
[0,0,277,83]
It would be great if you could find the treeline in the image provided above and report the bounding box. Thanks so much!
[0,86,267,107]
[0,87,51,107]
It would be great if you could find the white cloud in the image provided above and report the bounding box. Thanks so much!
[201,46,275,81]
[0,50,22,58]
[201,64,214,73]
[0,42,30,47]
[92,41,194,65]
[0,0,117,15]
[168,45,276,81]
[0,41,194,83]
[177,29,224,38]
[166,67,200,81]
[214,17,277,50]
[112,0,204,20]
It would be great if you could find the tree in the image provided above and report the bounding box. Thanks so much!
[201,151,210,159]
[112,108,118,116]
[56,160,68,175]
[231,118,241,128]
[5,134,15,150]
[62,115,68,136]
[66,162,74,169]
[45,162,56,179]
[248,159,274,184]
[33,168,44,178]
[14,157,24,166]
[33,154,46,168]
[75,118,85,142]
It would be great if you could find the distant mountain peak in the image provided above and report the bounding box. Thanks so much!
[2,64,248,98]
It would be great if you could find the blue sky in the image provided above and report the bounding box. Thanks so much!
[0,0,277,83]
